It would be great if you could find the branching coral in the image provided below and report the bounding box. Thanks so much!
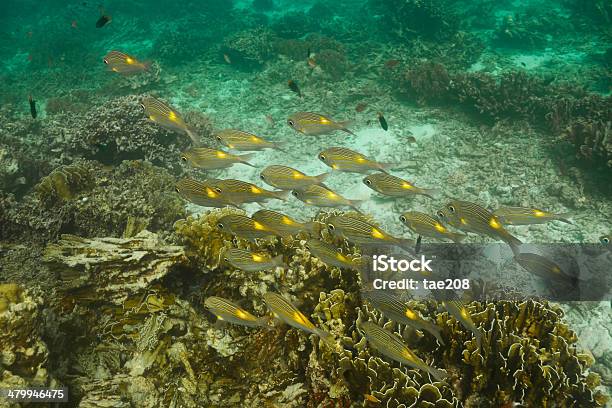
[221,27,277,70]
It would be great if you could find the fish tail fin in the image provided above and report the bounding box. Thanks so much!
[315,172,331,184]
[302,221,320,236]
[315,328,338,349]
[377,162,395,173]
[271,254,285,268]
[271,190,290,201]
[273,141,288,152]
[421,188,441,200]
[397,237,417,252]
[502,231,522,255]
[337,120,357,137]
[142,60,153,71]
[238,153,256,167]
[556,213,573,224]
[428,367,448,382]
[185,127,200,145]
[348,199,364,213]
[450,232,467,243]
[431,326,446,346]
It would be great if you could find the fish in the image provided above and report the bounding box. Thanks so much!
[180,147,254,170]
[251,209,316,237]
[304,239,365,271]
[292,185,362,212]
[307,57,317,68]
[600,234,611,251]
[515,252,577,284]
[287,112,357,137]
[215,129,283,151]
[71,20,78,29]
[209,179,288,204]
[326,215,414,251]
[223,53,232,64]
[318,147,390,174]
[216,214,279,241]
[263,292,335,347]
[260,165,329,190]
[223,248,284,272]
[175,178,236,208]
[362,290,445,345]
[204,296,267,328]
[141,96,199,144]
[355,102,368,112]
[384,59,400,69]
[441,299,482,347]
[436,200,522,252]
[103,50,151,75]
[406,136,417,144]
[377,112,388,131]
[358,321,447,381]
[264,114,275,127]
[287,80,302,97]
[363,173,438,199]
[492,206,572,226]
[28,95,37,119]
[95,6,112,28]
[399,211,466,243]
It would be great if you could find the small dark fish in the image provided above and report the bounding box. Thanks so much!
[406,136,417,143]
[415,235,422,254]
[28,95,37,119]
[377,112,388,131]
[95,13,112,28]
[384,59,400,69]
[306,47,311,59]
[520,62,526,67]
[287,80,302,98]
[355,102,368,112]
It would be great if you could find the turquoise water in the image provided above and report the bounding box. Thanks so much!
[0,1,611,407]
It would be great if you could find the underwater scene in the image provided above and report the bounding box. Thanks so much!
[0,0,611,406]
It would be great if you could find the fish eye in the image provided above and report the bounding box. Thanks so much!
[364,179,372,185]
[216,136,222,141]
[103,58,109,64]
[291,191,299,197]
[305,245,310,250]
[175,187,180,193]
[448,205,456,213]
[400,215,406,223]
[288,119,295,127]
[327,224,335,231]
[181,156,188,162]
[260,174,265,180]
[437,211,445,219]
[319,154,326,161]
[217,223,224,229]
[603,237,610,244]
[223,257,229,262]
[214,187,222,194]
[140,103,146,111]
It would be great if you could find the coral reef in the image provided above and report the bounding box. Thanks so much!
[221,27,277,70]
[270,11,320,39]
[313,49,350,81]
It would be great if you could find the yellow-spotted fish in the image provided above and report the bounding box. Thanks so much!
[209,179,288,204]
[358,321,447,381]
[291,185,362,212]
[436,201,522,252]
[399,211,466,243]
[215,129,284,151]
[441,299,482,347]
[287,112,357,136]
[175,178,236,208]
[263,292,335,347]
[204,296,268,328]
[318,147,391,174]
[103,50,151,75]
[363,173,438,199]
[223,248,284,272]
[260,165,330,190]
[327,215,414,251]
[180,147,254,170]
[304,239,365,272]
[515,252,576,284]
[601,234,611,252]
[493,206,572,225]
[362,290,444,345]
[141,96,198,144]
[216,214,279,241]
[251,209,316,237]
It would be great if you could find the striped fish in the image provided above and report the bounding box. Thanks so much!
[436,200,522,252]
[358,321,447,381]
[260,165,329,190]
[215,129,284,151]
[263,292,335,346]
[287,112,357,136]
[493,206,572,225]
[175,178,236,208]
[441,298,482,347]
[103,50,150,75]
[327,215,414,251]
[251,209,316,237]
[141,96,198,144]
[318,147,390,174]
[363,173,438,199]
[399,211,465,243]
[363,290,444,345]
[180,148,254,170]
[210,179,288,204]
[291,184,362,212]
[515,252,576,284]
[304,238,365,272]
[204,296,267,328]
[223,248,284,272]
[216,214,279,241]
